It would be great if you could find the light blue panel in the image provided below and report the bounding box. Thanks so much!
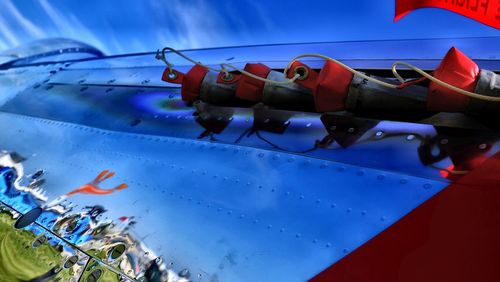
[0,112,448,281]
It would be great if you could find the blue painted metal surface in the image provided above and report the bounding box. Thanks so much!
[0,38,499,281]
[0,111,449,281]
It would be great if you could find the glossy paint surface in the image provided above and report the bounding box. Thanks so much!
[0,38,498,281]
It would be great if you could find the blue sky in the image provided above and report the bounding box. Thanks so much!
[0,0,498,55]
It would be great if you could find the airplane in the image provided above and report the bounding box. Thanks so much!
[0,36,499,282]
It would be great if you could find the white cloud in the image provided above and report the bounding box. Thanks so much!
[0,38,8,50]
[149,0,228,49]
[38,0,108,53]
[0,14,19,46]
[2,0,45,38]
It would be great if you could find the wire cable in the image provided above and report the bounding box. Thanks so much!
[157,46,499,102]
[391,61,500,102]
[156,47,301,85]
[285,53,400,89]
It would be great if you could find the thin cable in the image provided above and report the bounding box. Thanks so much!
[158,47,498,102]
[156,47,301,85]
[156,47,221,73]
[254,130,318,153]
[392,61,500,102]
[284,53,400,89]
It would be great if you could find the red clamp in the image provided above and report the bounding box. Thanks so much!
[182,65,209,102]
[287,60,352,112]
[161,68,184,85]
[427,47,480,112]
[235,63,271,102]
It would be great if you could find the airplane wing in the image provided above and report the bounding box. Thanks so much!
[0,37,499,282]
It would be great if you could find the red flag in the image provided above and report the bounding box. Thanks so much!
[395,0,500,29]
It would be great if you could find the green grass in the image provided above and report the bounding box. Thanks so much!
[0,212,74,282]
[0,211,122,282]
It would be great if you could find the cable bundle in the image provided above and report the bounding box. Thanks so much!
[157,46,499,114]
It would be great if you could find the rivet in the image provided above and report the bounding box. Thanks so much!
[295,233,301,238]
[361,210,367,215]
[347,127,355,133]
[423,183,432,189]
[299,195,304,200]
[320,163,327,169]
[377,175,385,180]
[315,199,321,204]
[440,139,449,145]
[306,123,312,127]
[267,224,272,229]
[325,243,331,248]
[346,208,352,213]
[356,171,364,176]
[329,126,337,131]
[400,179,408,184]
[478,143,488,150]
[258,153,264,158]
[375,131,384,138]
[280,228,285,233]
[406,134,416,141]
[330,203,337,208]
[337,167,345,172]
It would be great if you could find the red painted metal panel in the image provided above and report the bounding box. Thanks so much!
[311,152,500,282]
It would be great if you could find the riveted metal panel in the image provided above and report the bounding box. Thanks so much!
[0,112,448,281]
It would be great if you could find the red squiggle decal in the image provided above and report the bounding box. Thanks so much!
[66,169,128,197]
